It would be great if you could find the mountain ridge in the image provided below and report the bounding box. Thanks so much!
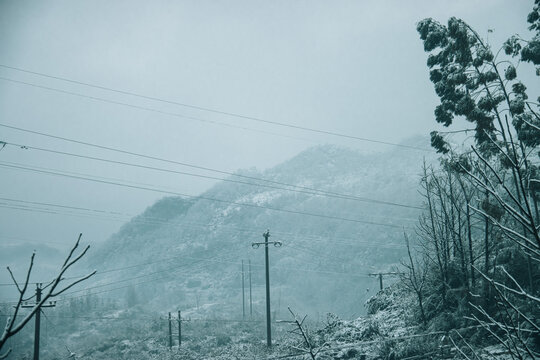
[83,138,435,317]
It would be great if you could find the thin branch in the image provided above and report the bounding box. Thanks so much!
[0,348,11,360]
[6,268,22,294]
[51,270,96,297]
[469,205,540,257]
[449,335,472,360]
[497,266,540,303]
[0,234,94,354]
[471,148,531,223]
[453,331,482,360]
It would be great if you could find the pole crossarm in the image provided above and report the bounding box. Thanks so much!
[21,302,56,309]
[368,272,404,276]
[251,241,282,248]
[368,272,404,291]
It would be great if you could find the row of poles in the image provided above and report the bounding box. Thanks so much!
[167,311,188,348]
[16,230,280,359]
[168,230,281,348]
[20,229,396,358]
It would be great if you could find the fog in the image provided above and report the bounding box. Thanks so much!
[1,1,538,359]
[0,0,531,248]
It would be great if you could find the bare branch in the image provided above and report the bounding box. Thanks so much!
[496,267,540,303]
[51,270,96,297]
[453,331,482,360]
[61,233,82,269]
[0,348,11,359]
[449,335,472,360]
[0,234,94,354]
[471,147,530,220]
[287,307,318,360]
[469,205,540,257]
[6,267,21,294]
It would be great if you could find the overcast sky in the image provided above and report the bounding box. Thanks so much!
[0,0,537,252]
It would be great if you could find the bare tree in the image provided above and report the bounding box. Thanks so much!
[400,233,428,326]
[283,307,326,360]
[416,5,540,357]
[0,233,96,358]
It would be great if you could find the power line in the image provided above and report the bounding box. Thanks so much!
[0,235,255,290]
[0,252,179,286]
[0,200,177,234]
[0,313,267,323]
[0,161,409,229]
[0,200,414,245]
[0,198,410,288]
[60,255,236,297]
[1,140,423,210]
[0,314,154,321]
[0,249,243,304]
[78,247,245,289]
[0,65,431,151]
[0,123,423,210]
[0,196,127,217]
[0,190,414,248]
[0,243,377,305]
[0,201,410,292]
[0,195,412,250]
[0,198,274,240]
[0,231,403,290]
[0,198,180,226]
[0,77,314,144]
[57,251,249,302]
[283,231,407,249]
[0,234,75,247]
[0,202,156,227]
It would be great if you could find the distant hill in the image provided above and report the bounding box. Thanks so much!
[83,138,435,318]
[0,243,63,300]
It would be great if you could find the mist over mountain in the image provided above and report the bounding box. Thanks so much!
[83,138,435,319]
[0,243,63,285]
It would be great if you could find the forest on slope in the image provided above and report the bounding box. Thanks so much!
[81,138,434,319]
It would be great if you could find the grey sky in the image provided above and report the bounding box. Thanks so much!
[0,0,536,252]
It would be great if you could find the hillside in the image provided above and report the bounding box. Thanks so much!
[82,139,435,318]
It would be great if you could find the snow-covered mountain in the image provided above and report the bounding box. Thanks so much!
[84,138,434,318]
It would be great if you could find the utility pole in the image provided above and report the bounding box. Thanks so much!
[242,260,245,320]
[252,230,282,347]
[168,312,172,349]
[22,283,56,360]
[249,259,252,318]
[369,272,403,291]
[177,311,181,347]
[175,310,189,347]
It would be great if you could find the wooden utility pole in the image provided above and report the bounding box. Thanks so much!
[249,259,252,318]
[22,283,56,360]
[242,260,245,320]
[369,272,403,291]
[168,312,172,349]
[252,230,282,347]
[174,310,189,347]
[177,311,182,347]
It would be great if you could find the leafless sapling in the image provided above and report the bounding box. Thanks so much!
[400,233,428,326]
[0,233,96,359]
[283,307,326,360]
